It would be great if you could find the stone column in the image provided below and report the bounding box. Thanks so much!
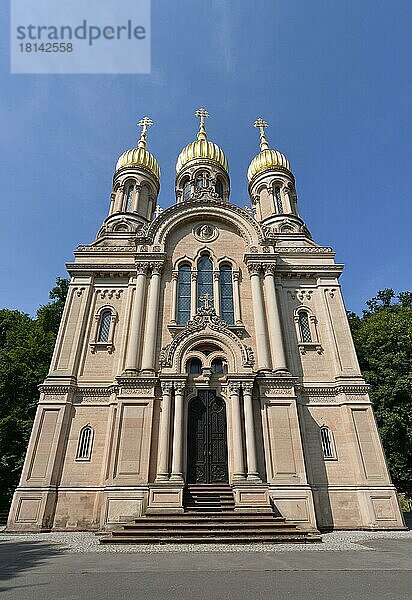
[124,263,147,373]
[131,184,140,213]
[170,382,185,481]
[170,271,179,324]
[109,192,116,215]
[242,382,260,481]
[229,382,245,481]
[156,381,172,481]
[248,264,271,370]
[190,270,197,318]
[140,262,163,372]
[282,185,292,213]
[213,271,220,316]
[263,265,288,372]
[233,271,242,324]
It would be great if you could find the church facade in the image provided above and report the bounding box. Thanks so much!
[8,111,404,532]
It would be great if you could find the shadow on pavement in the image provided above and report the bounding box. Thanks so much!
[403,512,412,530]
[0,537,63,594]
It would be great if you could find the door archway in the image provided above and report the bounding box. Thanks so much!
[187,391,229,484]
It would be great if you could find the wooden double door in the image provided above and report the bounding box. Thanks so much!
[187,390,229,484]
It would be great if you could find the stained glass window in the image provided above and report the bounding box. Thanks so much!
[98,310,112,342]
[298,311,312,342]
[177,265,191,324]
[197,255,214,309]
[219,264,234,325]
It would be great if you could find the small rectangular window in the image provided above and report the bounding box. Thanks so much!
[320,427,334,458]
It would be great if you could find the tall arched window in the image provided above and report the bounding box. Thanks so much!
[215,179,223,198]
[140,186,149,217]
[197,255,214,309]
[76,425,93,460]
[125,184,134,212]
[298,311,312,343]
[182,178,191,201]
[177,265,191,324]
[274,185,283,213]
[98,309,112,342]
[320,426,334,458]
[219,264,234,324]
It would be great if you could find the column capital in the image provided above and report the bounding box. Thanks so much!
[213,270,220,281]
[247,263,262,277]
[173,382,185,394]
[135,261,149,275]
[242,381,254,394]
[228,381,242,394]
[150,261,163,276]
[262,263,276,276]
[191,270,198,281]
[161,381,173,395]
[171,270,179,281]
[233,270,240,282]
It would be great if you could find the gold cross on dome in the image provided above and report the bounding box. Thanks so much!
[195,107,209,141]
[253,117,269,151]
[199,293,213,309]
[137,116,153,149]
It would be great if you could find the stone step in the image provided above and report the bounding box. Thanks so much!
[141,512,281,521]
[122,521,294,531]
[101,533,321,545]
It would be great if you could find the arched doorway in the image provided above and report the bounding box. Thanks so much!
[187,391,229,484]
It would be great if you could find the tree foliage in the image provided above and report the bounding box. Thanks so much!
[0,279,69,509]
[348,289,412,495]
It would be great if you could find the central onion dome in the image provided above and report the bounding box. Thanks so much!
[116,116,160,182]
[247,118,291,182]
[176,107,228,174]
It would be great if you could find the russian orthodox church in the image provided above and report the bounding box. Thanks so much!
[8,109,404,536]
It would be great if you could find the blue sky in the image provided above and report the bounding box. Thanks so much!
[1,1,411,315]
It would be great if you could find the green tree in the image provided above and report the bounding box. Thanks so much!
[0,278,69,510]
[348,289,412,496]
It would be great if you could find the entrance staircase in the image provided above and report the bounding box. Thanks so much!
[100,484,321,544]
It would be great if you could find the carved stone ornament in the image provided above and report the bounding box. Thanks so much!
[289,289,314,302]
[193,224,218,242]
[159,306,255,368]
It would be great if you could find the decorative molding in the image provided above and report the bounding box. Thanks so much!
[289,289,314,302]
[98,289,124,300]
[276,247,334,254]
[75,245,135,252]
[193,224,219,242]
[159,306,255,368]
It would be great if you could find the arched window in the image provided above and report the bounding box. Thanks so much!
[215,179,223,198]
[211,357,225,374]
[219,264,234,324]
[76,425,93,460]
[197,255,214,309]
[125,184,134,212]
[140,186,150,217]
[177,265,191,325]
[274,185,283,213]
[298,311,312,343]
[182,178,191,201]
[97,309,112,342]
[187,357,202,374]
[320,426,334,458]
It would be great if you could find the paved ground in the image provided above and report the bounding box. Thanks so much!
[1,531,412,599]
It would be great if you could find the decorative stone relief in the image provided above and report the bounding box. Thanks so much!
[193,224,219,242]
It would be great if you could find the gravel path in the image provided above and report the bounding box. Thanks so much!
[1,528,412,553]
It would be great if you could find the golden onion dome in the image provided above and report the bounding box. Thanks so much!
[247,118,292,182]
[115,116,160,182]
[176,107,228,174]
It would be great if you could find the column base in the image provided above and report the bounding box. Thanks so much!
[122,368,139,377]
[147,483,184,514]
[154,474,170,483]
[246,473,262,483]
[169,474,184,482]
[232,473,247,482]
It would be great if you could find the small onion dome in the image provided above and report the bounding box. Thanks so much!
[247,118,292,182]
[115,116,160,182]
[176,107,229,174]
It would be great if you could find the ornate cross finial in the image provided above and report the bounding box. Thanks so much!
[199,293,213,309]
[195,107,209,141]
[253,117,269,151]
[137,116,153,149]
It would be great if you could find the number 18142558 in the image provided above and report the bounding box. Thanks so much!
[19,43,73,52]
